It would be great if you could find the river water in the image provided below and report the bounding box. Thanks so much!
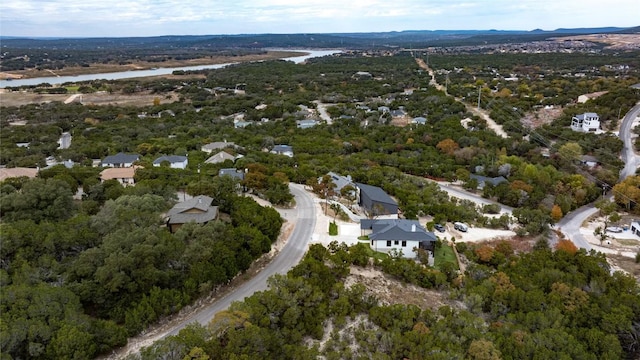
[0,49,340,88]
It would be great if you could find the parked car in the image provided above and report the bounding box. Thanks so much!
[434,223,445,232]
[454,222,468,232]
[606,226,623,233]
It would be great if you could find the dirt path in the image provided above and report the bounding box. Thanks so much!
[64,93,81,104]
[462,103,509,138]
[415,58,509,139]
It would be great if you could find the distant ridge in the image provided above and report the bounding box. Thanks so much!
[0,26,636,50]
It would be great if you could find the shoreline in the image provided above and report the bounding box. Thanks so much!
[0,50,306,81]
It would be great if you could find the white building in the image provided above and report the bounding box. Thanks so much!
[271,145,294,157]
[571,112,600,132]
[153,155,188,169]
[360,219,436,259]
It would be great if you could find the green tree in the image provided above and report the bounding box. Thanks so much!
[0,177,75,223]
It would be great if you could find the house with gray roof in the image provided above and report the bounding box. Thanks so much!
[201,141,237,154]
[58,132,72,150]
[219,168,245,181]
[469,174,507,189]
[355,183,398,218]
[153,155,188,169]
[390,108,407,118]
[361,219,437,259]
[412,117,427,125]
[580,155,599,168]
[271,145,294,157]
[100,152,140,168]
[234,120,253,129]
[205,151,236,164]
[325,172,353,192]
[296,119,320,129]
[166,195,218,233]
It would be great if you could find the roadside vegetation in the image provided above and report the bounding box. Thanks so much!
[128,241,640,360]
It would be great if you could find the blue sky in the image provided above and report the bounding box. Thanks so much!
[1,0,638,37]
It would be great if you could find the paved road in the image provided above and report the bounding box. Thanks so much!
[557,102,640,250]
[167,183,316,335]
[111,184,316,358]
[618,103,640,181]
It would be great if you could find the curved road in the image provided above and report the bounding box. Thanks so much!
[619,103,640,181]
[168,184,316,335]
[557,102,640,250]
[115,183,316,357]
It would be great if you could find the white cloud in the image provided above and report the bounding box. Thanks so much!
[0,0,637,37]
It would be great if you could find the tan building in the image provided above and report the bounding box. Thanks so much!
[165,195,218,233]
[99,166,140,186]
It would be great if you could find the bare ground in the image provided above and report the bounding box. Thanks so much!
[551,34,640,50]
[521,106,564,129]
[1,89,182,107]
[344,266,457,311]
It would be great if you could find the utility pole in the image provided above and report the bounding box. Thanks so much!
[477,86,482,109]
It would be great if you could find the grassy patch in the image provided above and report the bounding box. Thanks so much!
[65,85,80,93]
[434,243,459,271]
[371,250,389,261]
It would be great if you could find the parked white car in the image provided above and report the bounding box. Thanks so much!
[454,222,468,232]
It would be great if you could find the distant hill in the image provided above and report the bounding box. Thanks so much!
[0,26,635,50]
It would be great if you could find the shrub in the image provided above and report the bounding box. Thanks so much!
[329,221,338,236]
[482,203,501,214]
[555,239,578,255]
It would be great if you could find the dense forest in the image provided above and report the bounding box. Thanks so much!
[0,175,283,358]
[1,48,640,358]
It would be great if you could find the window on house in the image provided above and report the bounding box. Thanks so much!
[402,241,407,247]
[386,241,391,247]
[394,240,399,245]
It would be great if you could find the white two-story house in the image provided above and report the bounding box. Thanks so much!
[571,112,600,132]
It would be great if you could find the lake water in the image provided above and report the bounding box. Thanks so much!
[0,49,340,88]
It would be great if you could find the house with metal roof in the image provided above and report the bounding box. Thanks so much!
[361,219,437,259]
[165,195,218,233]
[153,155,188,169]
[100,152,140,168]
[355,182,398,218]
